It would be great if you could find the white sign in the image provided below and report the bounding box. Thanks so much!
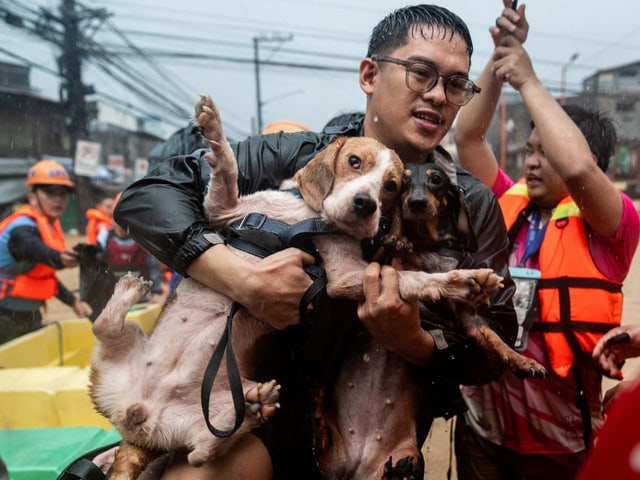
[134,158,149,179]
[74,140,102,176]
[107,154,125,174]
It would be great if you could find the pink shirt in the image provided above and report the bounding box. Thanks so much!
[462,169,640,454]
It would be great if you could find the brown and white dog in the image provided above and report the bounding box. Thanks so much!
[88,96,504,479]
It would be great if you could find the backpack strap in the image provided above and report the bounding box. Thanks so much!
[56,441,120,480]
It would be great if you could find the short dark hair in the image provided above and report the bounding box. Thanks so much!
[366,4,473,64]
[530,104,617,173]
[323,111,364,132]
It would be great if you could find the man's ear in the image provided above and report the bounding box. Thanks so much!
[359,58,377,95]
[27,191,38,207]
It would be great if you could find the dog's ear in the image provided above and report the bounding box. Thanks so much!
[295,137,347,212]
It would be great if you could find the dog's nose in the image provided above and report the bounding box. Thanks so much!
[408,196,428,213]
[353,193,377,217]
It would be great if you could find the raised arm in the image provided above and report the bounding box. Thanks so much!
[454,0,527,187]
[495,35,623,237]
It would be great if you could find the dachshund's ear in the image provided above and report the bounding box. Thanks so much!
[295,137,347,212]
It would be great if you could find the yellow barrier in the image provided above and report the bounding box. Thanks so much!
[0,304,161,429]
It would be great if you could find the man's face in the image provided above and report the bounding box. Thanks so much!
[98,198,116,216]
[361,27,470,164]
[524,128,570,209]
[30,185,70,220]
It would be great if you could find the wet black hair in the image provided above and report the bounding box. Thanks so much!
[530,104,617,173]
[322,111,365,132]
[366,4,473,65]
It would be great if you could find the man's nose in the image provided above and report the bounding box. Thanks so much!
[421,78,447,105]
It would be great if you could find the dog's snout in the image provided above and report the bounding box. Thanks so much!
[353,193,377,217]
[408,195,428,214]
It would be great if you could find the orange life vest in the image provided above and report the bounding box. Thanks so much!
[499,183,623,377]
[0,205,65,301]
[85,208,113,245]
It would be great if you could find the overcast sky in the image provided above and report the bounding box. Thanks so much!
[2,0,639,139]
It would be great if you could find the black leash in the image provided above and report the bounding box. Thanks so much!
[200,213,333,438]
[200,301,246,438]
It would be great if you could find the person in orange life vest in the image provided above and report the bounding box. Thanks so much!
[453,1,640,479]
[85,191,115,245]
[96,220,165,306]
[0,160,93,344]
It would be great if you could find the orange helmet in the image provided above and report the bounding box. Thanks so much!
[26,160,75,189]
[262,120,310,135]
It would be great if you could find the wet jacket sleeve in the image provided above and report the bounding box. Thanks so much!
[114,132,331,275]
[9,225,65,268]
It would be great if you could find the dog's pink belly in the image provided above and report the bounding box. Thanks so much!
[315,329,428,479]
[90,277,270,454]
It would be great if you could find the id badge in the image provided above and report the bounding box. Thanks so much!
[509,267,541,352]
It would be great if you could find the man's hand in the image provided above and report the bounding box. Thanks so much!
[491,0,528,46]
[593,325,640,379]
[236,247,316,330]
[357,263,434,367]
[60,248,80,268]
[73,299,92,318]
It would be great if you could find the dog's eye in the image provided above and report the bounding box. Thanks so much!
[383,180,398,193]
[348,155,362,170]
[430,173,444,186]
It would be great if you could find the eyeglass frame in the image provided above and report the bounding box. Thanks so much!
[370,54,481,106]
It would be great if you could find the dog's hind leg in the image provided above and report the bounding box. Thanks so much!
[195,95,240,222]
[187,380,281,466]
[108,440,162,480]
[456,304,547,379]
[91,273,151,359]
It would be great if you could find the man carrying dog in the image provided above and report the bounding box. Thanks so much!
[110,4,519,479]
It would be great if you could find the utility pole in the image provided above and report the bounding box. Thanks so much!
[61,0,87,153]
[60,0,95,230]
[253,34,293,134]
[2,0,108,230]
[57,0,107,230]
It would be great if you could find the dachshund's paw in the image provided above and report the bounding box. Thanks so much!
[508,353,548,379]
[382,234,413,258]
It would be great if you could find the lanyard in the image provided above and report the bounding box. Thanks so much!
[519,209,548,266]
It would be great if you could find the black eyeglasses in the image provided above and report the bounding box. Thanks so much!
[370,54,481,106]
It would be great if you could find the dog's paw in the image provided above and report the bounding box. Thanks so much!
[382,455,422,480]
[508,353,548,380]
[194,94,225,151]
[245,380,281,421]
[382,234,414,258]
[464,269,503,306]
[114,273,152,304]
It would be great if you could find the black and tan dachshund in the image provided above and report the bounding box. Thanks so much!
[399,162,547,379]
